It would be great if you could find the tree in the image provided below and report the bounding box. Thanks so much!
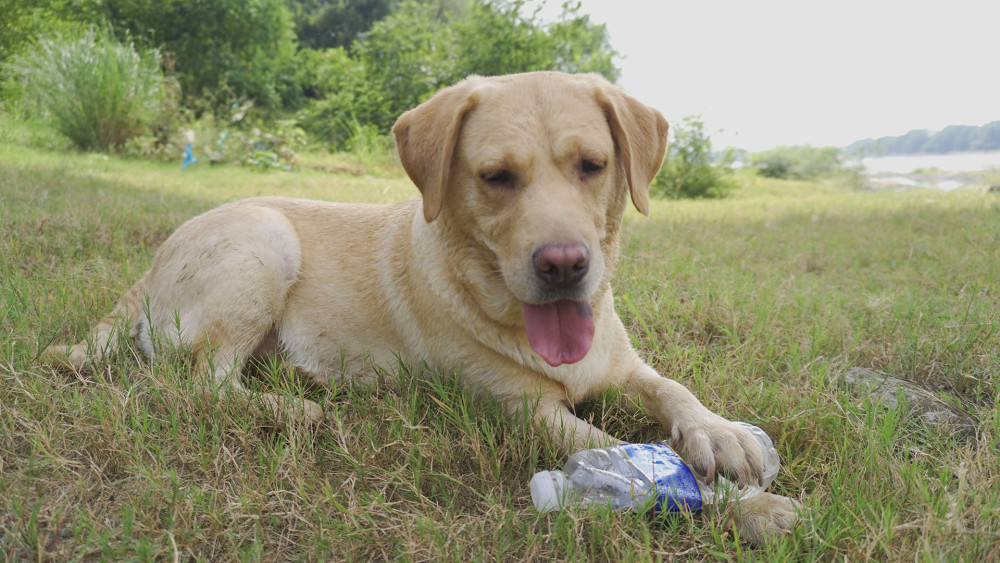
[547,2,620,81]
[449,0,619,82]
[104,0,299,108]
[0,0,106,65]
[350,1,456,132]
[297,0,622,147]
[653,115,734,199]
[290,0,399,50]
[972,121,1000,151]
[449,0,554,78]
[923,125,977,154]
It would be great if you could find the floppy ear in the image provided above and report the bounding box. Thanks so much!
[392,79,481,223]
[593,82,669,216]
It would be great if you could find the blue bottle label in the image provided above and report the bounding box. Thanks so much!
[619,443,703,512]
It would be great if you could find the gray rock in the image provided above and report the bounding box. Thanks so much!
[833,367,977,439]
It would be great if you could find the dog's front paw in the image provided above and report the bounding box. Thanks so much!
[670,413,765,487]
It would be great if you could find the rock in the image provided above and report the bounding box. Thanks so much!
[832,367,977,439]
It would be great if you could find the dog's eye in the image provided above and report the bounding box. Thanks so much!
[580,159,606,177]
[480,169,514,187]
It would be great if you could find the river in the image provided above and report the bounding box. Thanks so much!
[857,151,1000,190]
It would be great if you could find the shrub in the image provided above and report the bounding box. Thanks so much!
[6,28,174,151]
[653,115,734,199]
[749,145,843,180]
[235,120,308,172]
[296,48,388,149]
[749,145,868,189]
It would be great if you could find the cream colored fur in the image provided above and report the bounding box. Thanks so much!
[45,71,798,541]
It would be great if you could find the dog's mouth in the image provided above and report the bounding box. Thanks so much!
[521,300,594,367]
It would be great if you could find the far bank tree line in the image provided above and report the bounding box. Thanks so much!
[847,122,1000,156]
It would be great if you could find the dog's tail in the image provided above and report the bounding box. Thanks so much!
[43,273,150,370]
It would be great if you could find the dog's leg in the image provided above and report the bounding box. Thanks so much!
[150,203,324,425]
[43,273,151,369]
[193,336,325,425]
[624,363,764,485]
[512,396,620,453]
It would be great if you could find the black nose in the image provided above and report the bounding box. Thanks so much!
[533,243,590,288]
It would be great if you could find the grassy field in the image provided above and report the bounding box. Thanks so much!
[2,121,999,561]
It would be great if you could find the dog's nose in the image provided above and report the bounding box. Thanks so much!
[533,243,590,287]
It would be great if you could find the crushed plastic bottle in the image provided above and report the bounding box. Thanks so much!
[530,422,780,513]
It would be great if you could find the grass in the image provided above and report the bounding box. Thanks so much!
[2,120,1000,560]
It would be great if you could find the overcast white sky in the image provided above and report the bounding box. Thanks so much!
[545,0,998,152]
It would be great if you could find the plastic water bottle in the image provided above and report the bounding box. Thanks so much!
[530,422,780,513]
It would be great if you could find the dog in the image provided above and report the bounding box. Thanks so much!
[45,71,799,542]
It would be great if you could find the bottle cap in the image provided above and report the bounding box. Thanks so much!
[530,470,566,513]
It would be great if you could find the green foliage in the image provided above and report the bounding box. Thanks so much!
[450,0,619,82]
[750,145,844,181]
[296,47,388,146]
[653,115,734,199]
[235,119,308,172]
[5,28,175,152]
[0,0,106,65]
[350,1,457,132]
[343,119,397,165]
[449,0,552,78]
[545,2,621,81]
[289,0,400,49]
[301,0,621,148]
[103,0,299,108]
[3,0,622,152]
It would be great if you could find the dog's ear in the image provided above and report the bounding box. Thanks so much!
[392,80,481,223]
[593,81,669,216]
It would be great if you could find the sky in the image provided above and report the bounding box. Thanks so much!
[540,0,998,152]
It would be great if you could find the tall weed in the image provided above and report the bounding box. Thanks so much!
[5,28,174,151]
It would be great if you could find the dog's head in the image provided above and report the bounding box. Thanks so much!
[393,71,668,367]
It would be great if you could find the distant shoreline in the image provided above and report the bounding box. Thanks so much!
[857,150,1000,191]
[846,122,1000,156]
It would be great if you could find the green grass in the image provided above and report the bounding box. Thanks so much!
[2,124,1000,560]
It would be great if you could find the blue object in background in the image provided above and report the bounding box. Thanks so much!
[182,142,197,170]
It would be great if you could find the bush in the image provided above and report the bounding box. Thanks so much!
[749,145,843,180]
[296,47,386,148]
[653,115,734,199]
[6,28,175,151]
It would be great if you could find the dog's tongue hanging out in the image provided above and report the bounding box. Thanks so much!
[521,300,595,366]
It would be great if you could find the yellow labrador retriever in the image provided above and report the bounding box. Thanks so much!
[46,71,798,541]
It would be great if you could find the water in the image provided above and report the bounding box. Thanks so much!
[861,151,1000,174]
[857,150,1000,191]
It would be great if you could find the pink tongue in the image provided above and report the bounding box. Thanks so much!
[521,300,595,366]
